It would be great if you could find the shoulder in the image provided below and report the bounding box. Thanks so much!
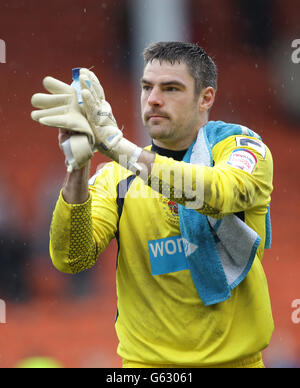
[88,161,131,188]
[206,120,271,158]
[205,120,262,146]
[213,133,270,157]
[212,134,273,178]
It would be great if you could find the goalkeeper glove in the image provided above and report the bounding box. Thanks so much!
[79,69,143,174]
[31,69,143,174]
[31,75,95,172]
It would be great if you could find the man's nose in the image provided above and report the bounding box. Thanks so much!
[148,87,163,107]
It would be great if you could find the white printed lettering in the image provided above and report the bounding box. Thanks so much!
[149,241,164,258]
[165,240,177,255]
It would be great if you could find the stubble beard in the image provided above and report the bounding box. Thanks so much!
[144,112,182,141]
[145,116,199,149]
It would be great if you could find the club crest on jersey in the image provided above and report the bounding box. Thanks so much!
[160,197,179,226]
[168,200,178,216]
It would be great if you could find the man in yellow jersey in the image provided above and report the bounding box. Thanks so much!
[31,42,274,368]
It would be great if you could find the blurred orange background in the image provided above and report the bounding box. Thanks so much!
[0,0,299,368]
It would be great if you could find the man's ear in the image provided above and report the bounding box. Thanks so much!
[198,87,215,112]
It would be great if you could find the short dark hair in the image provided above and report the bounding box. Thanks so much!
[143,41,218,96]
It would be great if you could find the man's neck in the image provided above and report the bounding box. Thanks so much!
[151,142,188,161]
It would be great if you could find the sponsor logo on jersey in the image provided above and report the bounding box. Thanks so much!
[227,148,257,174]
[148,236,189,275]
[148,236,199,276]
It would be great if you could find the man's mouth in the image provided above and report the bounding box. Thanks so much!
[146,113,169,121]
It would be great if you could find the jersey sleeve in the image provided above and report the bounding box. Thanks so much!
[148,135,273,218]
[49,163,119,274]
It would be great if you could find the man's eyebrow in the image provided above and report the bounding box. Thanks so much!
[140,78,186,88]
[140,78,151,85]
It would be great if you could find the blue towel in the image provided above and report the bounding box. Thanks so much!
[178,121,271,306]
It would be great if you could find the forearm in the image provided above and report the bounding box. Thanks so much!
[143,153,257,216]
[62,160,91,204]
[50,190,100,274]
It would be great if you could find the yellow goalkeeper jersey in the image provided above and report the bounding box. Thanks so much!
[50,133,274,367]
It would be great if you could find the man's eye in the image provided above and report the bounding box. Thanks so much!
[142,85,151,91]
[166,87,178,92]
